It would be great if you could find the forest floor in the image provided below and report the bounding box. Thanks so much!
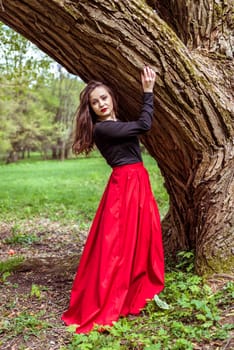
[0,219,85,350]
[0,219,233,350]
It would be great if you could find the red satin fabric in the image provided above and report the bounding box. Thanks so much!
[62,162,164,333]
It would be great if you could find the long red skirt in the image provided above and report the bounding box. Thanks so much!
[62,162,164,333]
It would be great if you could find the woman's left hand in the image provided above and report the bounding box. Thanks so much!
[141,66,156,93]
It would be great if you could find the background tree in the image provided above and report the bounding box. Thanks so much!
[49,65,84,160]
[0,22,54,161]
[0,0,233,275]
[0,23,84,161]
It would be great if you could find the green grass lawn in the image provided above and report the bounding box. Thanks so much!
[0,153,169,223]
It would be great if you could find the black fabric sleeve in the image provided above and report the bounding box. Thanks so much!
[94,93,154,139]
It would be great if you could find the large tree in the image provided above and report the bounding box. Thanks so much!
[0,0,233,275]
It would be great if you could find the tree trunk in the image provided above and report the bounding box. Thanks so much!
[51,146,58,160]
[152,0,234,57]
[0,0,233,275]
[21,149,25,159]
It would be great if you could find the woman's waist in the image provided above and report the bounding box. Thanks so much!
[112,161,144,171]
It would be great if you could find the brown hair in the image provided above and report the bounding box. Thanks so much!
[72,81,118,155]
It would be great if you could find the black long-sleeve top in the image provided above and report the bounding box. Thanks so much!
[93,92,154,168]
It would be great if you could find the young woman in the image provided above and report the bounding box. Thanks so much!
[62,66,164,333]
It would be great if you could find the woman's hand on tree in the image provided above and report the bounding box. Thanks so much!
[141,66,156,92]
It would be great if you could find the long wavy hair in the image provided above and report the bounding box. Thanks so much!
[72,81,118,155]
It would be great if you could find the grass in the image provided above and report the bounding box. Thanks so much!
[0,256,24,275]
[4,223,39,245]
[0,152,169,223]
[0,311,50,341]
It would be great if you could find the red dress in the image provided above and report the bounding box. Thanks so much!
[62,162,164,333]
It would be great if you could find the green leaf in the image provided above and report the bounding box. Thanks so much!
[154,295,171,310]
[67,324,79,333]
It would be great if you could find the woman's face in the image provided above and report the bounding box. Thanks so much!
[89,86,115,120]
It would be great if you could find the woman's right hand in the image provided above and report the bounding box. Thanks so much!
[141,66,156,93]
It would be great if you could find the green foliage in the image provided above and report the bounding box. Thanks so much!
[0,23,85,160]
[4,223,39,245]
[0,23,54,156]
[175,250,195,272]
[64,250,232,349]
[66,272,233,350]
[0,256,24,275]
[0,23,52,84]
[1,271,11,283]
[30,284,46,299]
[0,311,50,341]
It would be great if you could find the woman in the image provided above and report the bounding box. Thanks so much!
[62,66,164,333]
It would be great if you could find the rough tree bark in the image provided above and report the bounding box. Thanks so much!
[0,0,233,275]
